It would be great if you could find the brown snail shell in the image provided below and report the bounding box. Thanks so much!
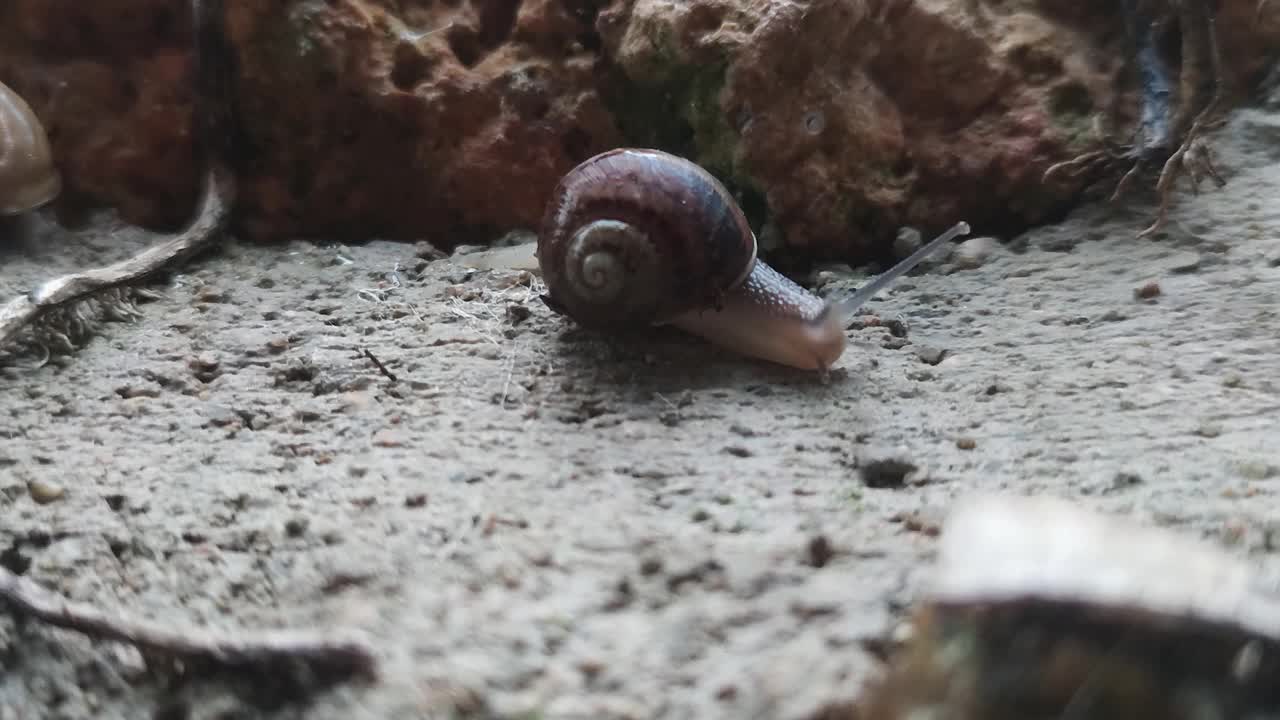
[0,80,61,216]
[537,148,758,330]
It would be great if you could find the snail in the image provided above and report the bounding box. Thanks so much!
[463,148,969,371]
[0,79,61,217]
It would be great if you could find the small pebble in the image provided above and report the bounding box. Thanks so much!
[807,535,834,567]
[1196,422,1223,438]
[1110,472,1144,491]
[284,516,309,537]
[372,429,407,448]
[506,304,532,324]
[891,510,942,536]
[860,458,919,489]
[196,287,228,303]
[952,236,998,269]
[916,346,947,365]
[114,384,161,399]
[188,355,222,383]
[28,480,65,504]
[1167,251,1203,273]
[893,227,923,260]
[1134,281,1162,300]
[1235,461,1278,481]
[414,240,447,261]
[204,404,243,428]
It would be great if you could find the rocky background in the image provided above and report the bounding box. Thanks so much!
[1,0,1278,260]
[3,83,1280,717]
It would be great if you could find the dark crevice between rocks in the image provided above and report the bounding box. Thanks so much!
[598,55,771,234]
[565,0,605,52]
[390,40,435,91]
[561,126,592,159]
[446,27,483,68]
[1,538,30,576]
[447,0,523,68]
[0,546,28,578]
[477,0,523,49]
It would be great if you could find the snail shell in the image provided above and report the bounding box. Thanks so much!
[537,148,758,330]
[0,80,61,216]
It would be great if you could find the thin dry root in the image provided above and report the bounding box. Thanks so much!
[1108,158,1147,202]
[1135,0,1228,238]
[1137,135,1225,237]
[1041,150,1113,185]
[0,166,231,351]
[1137,35,1227,235]
[1,565,378,682]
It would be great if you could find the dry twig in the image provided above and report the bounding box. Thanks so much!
[362,347,398,382]
[1,565,378,682]
[1,0,241,354]
[0,167,231,349]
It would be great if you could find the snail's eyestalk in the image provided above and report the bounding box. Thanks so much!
[661,222,970,371]
[828,221,970,325]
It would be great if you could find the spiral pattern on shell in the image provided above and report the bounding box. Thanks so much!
[536,149,758,330]
[564,219,656,308]
[0,80,60,215]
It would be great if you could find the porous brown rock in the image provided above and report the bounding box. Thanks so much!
[0,0,200,230]
[0,0,1277,260]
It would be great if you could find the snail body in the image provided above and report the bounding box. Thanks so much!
[534,148,969,371]
[0,80,60,216]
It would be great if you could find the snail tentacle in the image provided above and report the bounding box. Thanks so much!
[827,221,970,325]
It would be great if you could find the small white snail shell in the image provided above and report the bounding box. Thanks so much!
[0,80,61,216]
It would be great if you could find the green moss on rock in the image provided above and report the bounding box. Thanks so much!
[1046,80,1098,153]
[602,21,767,228]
